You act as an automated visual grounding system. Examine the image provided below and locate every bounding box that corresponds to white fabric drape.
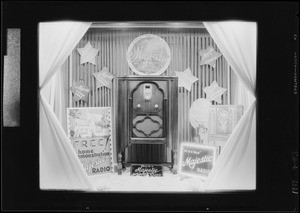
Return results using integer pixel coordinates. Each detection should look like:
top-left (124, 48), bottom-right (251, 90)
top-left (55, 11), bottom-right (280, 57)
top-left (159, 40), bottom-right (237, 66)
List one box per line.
top-left (231, 72), bottom-right (255, 109)
top-left (39, 22), bottom-right (91, 88)
top-left (39, 21), bottom-right (93, 190)
top-left (203, 21), bottom-right (257, 190)
top-left (42, 66), bottom-right (69, 132)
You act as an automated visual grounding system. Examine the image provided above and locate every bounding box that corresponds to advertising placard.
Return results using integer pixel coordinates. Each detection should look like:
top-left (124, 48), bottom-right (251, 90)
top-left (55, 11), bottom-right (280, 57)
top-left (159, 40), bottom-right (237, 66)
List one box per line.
top-left (67, 107), bottom-right (113, 176)
top-left (179, 143), bottom-right (216, 180)
top-left (209, 105), bottom-right (243, 135)
top-left (130, 164), bottom-right (163, 177)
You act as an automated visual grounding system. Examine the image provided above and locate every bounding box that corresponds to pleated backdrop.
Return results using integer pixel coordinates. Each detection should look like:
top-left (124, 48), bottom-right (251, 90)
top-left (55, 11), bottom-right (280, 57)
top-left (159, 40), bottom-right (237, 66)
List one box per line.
top-left (65, 28), bottom-right (232, 163)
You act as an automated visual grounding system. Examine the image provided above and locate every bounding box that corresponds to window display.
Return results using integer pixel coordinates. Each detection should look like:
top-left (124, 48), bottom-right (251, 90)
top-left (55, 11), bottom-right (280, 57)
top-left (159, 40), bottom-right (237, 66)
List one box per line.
top-left (39, 21), bottom-right (257, 192)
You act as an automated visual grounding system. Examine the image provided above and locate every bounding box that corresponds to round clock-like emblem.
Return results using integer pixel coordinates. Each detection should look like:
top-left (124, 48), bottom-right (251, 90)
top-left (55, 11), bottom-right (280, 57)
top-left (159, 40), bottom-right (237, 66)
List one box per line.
top-left (189, 98), bottom-right (212, 129)
top-left (126, 34), bottom-right (171, 75)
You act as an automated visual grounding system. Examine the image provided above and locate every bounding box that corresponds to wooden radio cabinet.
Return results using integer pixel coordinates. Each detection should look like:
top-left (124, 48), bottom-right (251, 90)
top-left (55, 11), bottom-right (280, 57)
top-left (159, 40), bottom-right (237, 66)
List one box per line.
top-left (116, 76), bottom-right (178, 171)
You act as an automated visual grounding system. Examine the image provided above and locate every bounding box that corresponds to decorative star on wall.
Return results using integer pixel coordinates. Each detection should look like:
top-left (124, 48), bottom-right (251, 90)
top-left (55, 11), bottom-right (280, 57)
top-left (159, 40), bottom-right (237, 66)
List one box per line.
top-left (199, 46), bottom-right (222, 69)
top-left (70, 80), bottom-right (91, 102)
top-left (77, 42), bottom-right (99, 65)
top-left (175, 68), bottom-right (198, 92)
top-left (203, 80), bottom-right (227, 103)
top-left (92, 67), bottom-right (115, 89)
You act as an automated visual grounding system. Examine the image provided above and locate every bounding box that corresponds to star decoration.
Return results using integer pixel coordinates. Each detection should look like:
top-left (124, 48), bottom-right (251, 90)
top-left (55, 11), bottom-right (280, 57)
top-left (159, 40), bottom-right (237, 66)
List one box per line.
top-left (203, 80), bottom-right (227, 103)
top-left (92, 67), bottom-right (115, 89)
top-left (175, 68), bottom-right (198, 92)
top-left (70, 80), bottom-right (91, 102)
top-left (77, 42), bottom-right (99, 65)
top-left (199, 46), bottom-right (222, 68)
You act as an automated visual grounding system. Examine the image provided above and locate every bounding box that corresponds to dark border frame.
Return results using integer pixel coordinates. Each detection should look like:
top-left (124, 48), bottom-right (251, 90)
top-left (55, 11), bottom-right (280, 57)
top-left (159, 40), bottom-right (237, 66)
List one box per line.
top-left (2, 1), bottom-right (299, 211)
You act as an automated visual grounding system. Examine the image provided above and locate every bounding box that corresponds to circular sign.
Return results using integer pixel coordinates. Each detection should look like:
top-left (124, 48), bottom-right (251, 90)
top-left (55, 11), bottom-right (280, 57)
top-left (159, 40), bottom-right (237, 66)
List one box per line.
top-left (126, 34), bottom-right (171, 75)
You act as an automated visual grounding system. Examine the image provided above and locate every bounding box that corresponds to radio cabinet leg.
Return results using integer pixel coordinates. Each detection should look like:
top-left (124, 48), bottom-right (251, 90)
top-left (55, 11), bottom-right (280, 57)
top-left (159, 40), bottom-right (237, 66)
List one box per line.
top-left (172, 149), bottom-right (178, 174)
top-left (117, 151), bottom-right (122, 175)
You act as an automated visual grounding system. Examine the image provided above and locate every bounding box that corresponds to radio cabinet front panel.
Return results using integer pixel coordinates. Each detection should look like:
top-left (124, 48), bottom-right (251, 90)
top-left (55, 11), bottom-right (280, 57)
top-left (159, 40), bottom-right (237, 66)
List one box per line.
top-left (116, 76), bottom-right (178, 167)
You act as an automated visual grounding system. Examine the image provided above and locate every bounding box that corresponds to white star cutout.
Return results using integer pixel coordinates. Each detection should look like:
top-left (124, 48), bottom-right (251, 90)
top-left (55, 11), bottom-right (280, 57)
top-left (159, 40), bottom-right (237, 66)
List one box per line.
top-left (199, 46), bottom-right (222, 69)
top-left (175, 68), bottom-right (198, 92)
top-left (92, 67), bottom-right (115, 89)
top-left (203, 80), bottom-right (227, 103)
top-left (70, 80), bottom-right (91, 102)
top-left (77, 42), bottom-right (99, 65)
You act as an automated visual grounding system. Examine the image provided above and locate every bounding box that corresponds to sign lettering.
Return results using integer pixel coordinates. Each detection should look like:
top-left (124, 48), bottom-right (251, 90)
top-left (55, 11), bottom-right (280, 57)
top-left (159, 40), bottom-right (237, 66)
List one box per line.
top-left (179, 143), bottom-right (216, 179)
top-left (126, 34), bottom-right (171, 76)
top-left (130, 164), bottom-right (163, 177)
top-left (67, 107), bottom-right (113, 176)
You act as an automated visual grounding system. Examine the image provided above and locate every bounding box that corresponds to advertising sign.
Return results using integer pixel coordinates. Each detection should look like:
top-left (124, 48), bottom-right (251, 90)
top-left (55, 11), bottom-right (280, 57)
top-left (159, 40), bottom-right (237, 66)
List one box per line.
top-left (130, 164), bottom-right (163, 177)
top-left (126, 34), bottom-right (171, 75)
top-left (67, 107), bottom-right (113, 176)
top-left (209, 105), bottom-right (243, 135)
top-left (179, 143), bottom-right (216, 180)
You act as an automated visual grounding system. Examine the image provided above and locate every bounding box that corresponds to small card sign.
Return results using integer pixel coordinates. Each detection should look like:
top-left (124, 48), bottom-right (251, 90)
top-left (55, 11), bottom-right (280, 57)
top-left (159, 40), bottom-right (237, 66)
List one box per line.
top-left (199, 46), bottom-right (222, 69)
top-left (179, 143), bottom-right (217, 180)
top-left (130, 164), bottom-right (163, 177)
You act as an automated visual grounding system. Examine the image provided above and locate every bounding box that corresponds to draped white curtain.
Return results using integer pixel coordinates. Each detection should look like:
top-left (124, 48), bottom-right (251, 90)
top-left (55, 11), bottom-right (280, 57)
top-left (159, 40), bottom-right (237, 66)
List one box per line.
top-left (203, 21), bottom-right (257, 190)
top-left (39, 21), bottom-right (94, 190)
top-left (42, 67), bottom-right (69, 132)
top-left (231, 72), bottom-right (255, 109)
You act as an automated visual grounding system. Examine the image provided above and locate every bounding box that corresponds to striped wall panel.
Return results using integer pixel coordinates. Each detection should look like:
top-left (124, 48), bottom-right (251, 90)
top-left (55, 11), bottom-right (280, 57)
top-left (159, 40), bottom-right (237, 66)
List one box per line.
top-left (69, 28), bottom-right (231, 149)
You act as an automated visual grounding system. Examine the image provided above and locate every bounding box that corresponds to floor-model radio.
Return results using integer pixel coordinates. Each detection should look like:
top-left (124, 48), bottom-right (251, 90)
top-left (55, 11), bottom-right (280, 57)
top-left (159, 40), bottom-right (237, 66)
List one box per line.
top-left (116, 76), bottom-right (178, 172)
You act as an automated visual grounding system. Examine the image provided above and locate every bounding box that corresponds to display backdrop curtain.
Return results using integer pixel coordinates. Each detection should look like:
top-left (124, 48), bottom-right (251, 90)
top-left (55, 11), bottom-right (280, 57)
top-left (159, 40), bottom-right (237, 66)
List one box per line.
top-left (203, 21), bottom-right (257, 190)
top-left (39, 21), bottom-right (93, 190)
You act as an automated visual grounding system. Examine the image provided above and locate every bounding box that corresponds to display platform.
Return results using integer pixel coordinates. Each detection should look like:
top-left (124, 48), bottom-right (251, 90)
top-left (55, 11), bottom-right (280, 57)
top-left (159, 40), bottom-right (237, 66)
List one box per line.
top-left (89, 166), bottom-right (206, 192)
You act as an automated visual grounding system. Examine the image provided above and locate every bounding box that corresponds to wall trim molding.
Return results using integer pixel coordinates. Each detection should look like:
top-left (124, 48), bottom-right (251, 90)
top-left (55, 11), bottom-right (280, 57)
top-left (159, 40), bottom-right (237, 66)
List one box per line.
top-left (90, 22), bottom-right (205, 29)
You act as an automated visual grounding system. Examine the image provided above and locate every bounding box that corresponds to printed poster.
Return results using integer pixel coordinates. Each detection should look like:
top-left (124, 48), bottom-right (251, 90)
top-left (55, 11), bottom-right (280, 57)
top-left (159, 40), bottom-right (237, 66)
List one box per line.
top-left (67, 107), bottom-right (113, 176)
top-left (209, 105), bottom-right (243, 135)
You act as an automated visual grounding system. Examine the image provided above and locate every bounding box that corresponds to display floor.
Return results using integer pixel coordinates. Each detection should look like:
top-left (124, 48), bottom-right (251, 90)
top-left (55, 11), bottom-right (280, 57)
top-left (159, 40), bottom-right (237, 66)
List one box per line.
top-left (89, 167), bottom-right (206, 192)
